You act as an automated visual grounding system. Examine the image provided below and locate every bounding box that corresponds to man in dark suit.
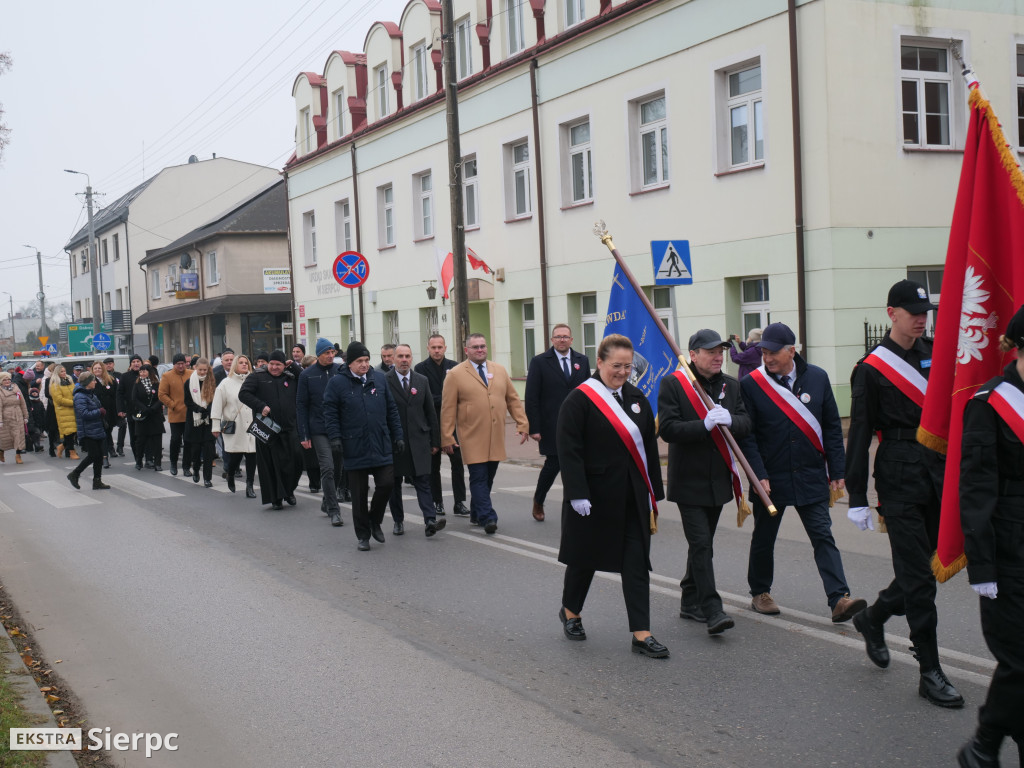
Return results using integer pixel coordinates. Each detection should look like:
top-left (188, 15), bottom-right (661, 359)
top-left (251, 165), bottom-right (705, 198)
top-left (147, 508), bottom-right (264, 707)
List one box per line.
top-left (379, 344), bottom-right (396, 373)
top-left (386, 344), bottom-right (446, 537)
top-left (525, 324), bottom-right (591, 521)
top-left (414, 334), bottom-right (468, 517)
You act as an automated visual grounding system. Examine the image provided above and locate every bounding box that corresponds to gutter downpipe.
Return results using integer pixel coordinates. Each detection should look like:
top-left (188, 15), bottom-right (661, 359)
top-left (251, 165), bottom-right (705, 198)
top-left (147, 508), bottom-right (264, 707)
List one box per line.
top-left (788, 0), bottom-right (808, 357)
top-left (282, 168), bottom-right (299, 349)
top-left (350, 143), bottom-right (365, 340)
top-left (529, 58), bottom-right (550, 342)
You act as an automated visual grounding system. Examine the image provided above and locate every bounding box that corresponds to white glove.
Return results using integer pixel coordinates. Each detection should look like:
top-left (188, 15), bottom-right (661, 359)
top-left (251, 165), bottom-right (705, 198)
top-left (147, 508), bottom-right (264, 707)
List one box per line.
top-left (703, 405), bottom-right (733, 431)
top-left (971, 582), bottom-right (998, 599)
top-left (847, 506), bottom-right (875, 531)
top-left (570, 499), bottom-right (591, 516)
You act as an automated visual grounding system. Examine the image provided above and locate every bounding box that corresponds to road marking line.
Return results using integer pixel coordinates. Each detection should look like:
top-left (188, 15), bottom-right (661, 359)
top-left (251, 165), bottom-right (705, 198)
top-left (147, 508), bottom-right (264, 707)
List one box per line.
top-left (104, 475), bottom-right (184, 499)
top-left (19, 481), bottom-right (102, 507)
top-left (0, 469), bottom-right (52, 476)
top-left (0, 499), bottom-right (13, 514)
top-left (445, 529), bottom-right (996, 683)
top-left (498, 485), bottom-right (561, 493)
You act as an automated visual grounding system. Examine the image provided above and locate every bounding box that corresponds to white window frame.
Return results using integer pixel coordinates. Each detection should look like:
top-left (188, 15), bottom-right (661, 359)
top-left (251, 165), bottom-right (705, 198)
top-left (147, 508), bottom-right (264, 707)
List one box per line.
top-left (166, 264), bottom-right (178, 293)
top-left (628, 91), bottom-right (669, 191)
top-left (383, 311), bottom-right (400, 345)
top-left (374, 63), bottom-right (390, 119)
top-left (412, 42), bottom-right (430, 102)
top-left (300, 107), bottom-right (312, 154)
top-left (303, 211), bottom-right (317, 267)
top-left (151, 269), bottom-right (161, 300)
top-left (335, 199), bottom-right (352, 253)
top-left (378, 184), bottom-right (395, 247)
top-left (81, 249), bottom-right (89, 273)
top-left (463, 154), bottom-right (480, 229)
top-left (580, 292), bottom-right (600, 368)
top-left (506, 0), bottom-right (526, 56)
top-left (456, 16), bottom-right (473, 80)
top-left (522, 300), bottom-right (537, 369)
top-left (206, 251), bottom-right (219, 286)
top-left (897, 34), bottom-right (967, 150)
top-left (504, 139), bottom-right (532, 219)
top-left (562, 118), bottom-right (594, 204)
top-left (115, 288), bottom-right (122, 309)
top-left (332, 87), bottom-right (345, 139)
top-left (414, 171), bottom-right (434, 239)
top-left (112, 233), bottom-right (120, 261)
top-left (565, 0), bottom-right (585, 29)
top-left (740, 276), bottom-right (770, 341)
top-left (102, 238), bottom-right (109, 265)
top-left (724, 61), bottom-right (764, 169)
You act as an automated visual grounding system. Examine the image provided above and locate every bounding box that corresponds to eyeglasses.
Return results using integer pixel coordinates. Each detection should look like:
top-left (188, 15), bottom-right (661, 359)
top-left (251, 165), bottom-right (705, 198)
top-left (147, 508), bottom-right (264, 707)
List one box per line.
top-left (467, 345), bottom-right (487, 350)
top-left (604, 363), bottom-right (632, 372)
top-left (551, 335), bottom-right (572, 340)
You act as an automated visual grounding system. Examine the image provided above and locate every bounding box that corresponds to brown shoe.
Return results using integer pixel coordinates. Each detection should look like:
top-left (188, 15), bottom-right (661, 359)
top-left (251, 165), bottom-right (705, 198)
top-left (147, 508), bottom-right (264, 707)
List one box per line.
top-left (15, 453), bottom-right (23, 464)
top-left (831, 594), bottom-right (867, 623)
top-left (532, 501), bottom-right (545, 521)
top-left (69, 450), bottom-right (81, 460)
top-left (55, 444), bottom-right (64, 458)
top-left (750, 592), bottom-right (781, 615)
top-left (0, 449), bottom-right (4, 462)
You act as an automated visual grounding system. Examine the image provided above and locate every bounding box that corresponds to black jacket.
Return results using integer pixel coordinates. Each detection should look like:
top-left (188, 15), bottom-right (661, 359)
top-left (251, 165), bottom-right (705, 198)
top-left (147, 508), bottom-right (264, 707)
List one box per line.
top-left (738, 354), bottom-right (845, 507)
top-left (131, 379), bottom-right (166, 436)
top-left (414, 356), bottom-right (458, 414)
top-left (386, 369), bottom-right (438, 477)
top-left (960, 362), bottom-right (1024, 585)
top-left (524, 347), bottom-right (591, 455)
top-left (846, 334), bottom-right (944, 508)
top-left (117, 368), bottom-right (140, 414)
top-left (323, 369), bottom-right (403, 471)
top-left (658, 365), bottom-right (751, 507)
top-left (238, 368), bottom-right (298, 432)
top-left (296, 361), bottom-right (346, 442)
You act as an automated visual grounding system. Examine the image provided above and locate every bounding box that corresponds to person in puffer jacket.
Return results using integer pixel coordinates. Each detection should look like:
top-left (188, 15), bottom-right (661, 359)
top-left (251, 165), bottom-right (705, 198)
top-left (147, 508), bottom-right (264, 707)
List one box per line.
top-left (67, 372), bottom-right (110, 491)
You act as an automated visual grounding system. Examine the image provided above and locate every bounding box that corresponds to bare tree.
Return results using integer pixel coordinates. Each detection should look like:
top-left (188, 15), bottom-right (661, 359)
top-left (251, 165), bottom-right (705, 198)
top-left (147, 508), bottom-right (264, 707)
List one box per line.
top-left (0, 51), bottom-right (11, 164)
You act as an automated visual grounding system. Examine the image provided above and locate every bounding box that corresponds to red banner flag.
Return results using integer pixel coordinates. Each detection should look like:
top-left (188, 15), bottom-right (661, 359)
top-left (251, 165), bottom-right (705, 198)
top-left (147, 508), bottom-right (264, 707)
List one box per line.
top-left (440, 248), bottom-right (493, 299)
top-left (918, 88), bottom-right (1024, 581)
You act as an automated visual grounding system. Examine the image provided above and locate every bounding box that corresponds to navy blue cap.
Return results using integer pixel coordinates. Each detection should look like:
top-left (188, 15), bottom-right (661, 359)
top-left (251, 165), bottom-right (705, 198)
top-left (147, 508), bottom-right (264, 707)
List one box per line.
top-left (758, 322), bottom-right (796, 352)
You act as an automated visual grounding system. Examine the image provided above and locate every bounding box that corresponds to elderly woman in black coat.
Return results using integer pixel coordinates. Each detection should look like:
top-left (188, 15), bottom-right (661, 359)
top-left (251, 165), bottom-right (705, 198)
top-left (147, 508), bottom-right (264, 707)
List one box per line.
top-left (555, 333), bottom-right (667, 658)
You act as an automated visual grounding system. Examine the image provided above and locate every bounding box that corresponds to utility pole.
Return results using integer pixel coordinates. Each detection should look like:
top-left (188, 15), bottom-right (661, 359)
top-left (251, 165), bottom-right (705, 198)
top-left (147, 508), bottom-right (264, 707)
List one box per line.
top-left (442, 0), bottom-right (469, 359)
top-left (22, 244), bottom-right (48, 338)
top-left (65, 169), bottom-right (102, 338)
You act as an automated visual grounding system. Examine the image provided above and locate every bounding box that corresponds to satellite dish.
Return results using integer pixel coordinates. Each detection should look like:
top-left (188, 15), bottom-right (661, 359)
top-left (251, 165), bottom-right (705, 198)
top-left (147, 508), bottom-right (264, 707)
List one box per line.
top-left (188, 155), bottom-right (199, 163)
top-left (180, 253), bottom-right (192, 269)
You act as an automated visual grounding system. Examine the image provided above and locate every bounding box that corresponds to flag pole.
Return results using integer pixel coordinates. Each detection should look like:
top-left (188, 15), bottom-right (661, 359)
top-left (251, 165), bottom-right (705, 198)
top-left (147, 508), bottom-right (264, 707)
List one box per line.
top-left (593, 221), bottom-right (777, 516)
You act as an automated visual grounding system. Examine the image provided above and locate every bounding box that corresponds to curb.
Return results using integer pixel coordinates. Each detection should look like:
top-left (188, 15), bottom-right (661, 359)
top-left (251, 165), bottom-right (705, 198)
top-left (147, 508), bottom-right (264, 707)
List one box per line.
top-left (1, 625), bottom-right (77, 768)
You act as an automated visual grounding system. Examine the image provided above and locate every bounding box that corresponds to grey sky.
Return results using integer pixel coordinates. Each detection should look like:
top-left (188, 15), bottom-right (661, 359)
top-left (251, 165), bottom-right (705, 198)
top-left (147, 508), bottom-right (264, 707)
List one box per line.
top-left (1, 0), bottom-right (409, 320)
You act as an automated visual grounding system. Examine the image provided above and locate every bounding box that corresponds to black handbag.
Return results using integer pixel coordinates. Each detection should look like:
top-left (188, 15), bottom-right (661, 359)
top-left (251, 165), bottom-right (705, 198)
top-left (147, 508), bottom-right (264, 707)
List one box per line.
top-left (130, 410), bottom-right (149, 423)
top-left (246, 413), bottom-right (282, 444)
top-left (221, 420), bottom-right (236, 434)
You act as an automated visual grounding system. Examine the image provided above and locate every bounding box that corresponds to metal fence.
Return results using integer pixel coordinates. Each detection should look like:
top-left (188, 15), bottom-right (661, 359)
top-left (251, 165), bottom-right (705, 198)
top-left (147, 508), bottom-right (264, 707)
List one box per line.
top-left (863, 321), bottom-right (935, 352)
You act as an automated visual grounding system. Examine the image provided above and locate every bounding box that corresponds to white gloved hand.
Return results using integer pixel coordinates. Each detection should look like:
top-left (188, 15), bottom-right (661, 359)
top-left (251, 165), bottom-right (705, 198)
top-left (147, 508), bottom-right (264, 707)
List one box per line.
top-left (971, 582), bottom-right (998, 599)
top-left (570, 499), bottom-right (592, 516)
top-left (847, 506), bottom-right (875, 531)
top-left (703, 405), bottom-right (733, 431)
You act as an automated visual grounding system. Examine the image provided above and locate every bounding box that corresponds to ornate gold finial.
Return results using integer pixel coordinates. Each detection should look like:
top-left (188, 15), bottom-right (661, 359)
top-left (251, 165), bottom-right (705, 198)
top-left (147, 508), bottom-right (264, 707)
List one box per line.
top-left (593, 220), bottom-right (615, 251)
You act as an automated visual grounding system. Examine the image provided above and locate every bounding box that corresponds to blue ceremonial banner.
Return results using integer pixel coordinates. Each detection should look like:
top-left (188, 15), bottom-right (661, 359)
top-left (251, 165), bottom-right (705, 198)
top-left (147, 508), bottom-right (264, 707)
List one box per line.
top-left (604, 263), bottom-right (679, 416)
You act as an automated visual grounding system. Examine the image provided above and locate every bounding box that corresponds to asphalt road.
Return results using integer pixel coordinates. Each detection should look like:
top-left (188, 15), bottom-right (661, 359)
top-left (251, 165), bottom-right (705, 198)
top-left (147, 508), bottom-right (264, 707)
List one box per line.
top-left (0, 453), bottom-right (1012, 767)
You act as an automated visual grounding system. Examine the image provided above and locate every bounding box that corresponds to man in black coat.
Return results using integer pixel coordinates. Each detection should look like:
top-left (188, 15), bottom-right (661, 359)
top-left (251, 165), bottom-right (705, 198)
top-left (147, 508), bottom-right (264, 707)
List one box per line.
top-left (116, 355), bottom-right (143, 464)
top-left (524, 323), bottom-right (591, 522)
top-left (413, 334), bottom-right (467, 517)
top-left (658, 329), bottom-right (751, 635)
top-left (379, 343), bottom-right (396, 373)
top-left (297, 338), bottom-right (348, 526)
top-left (239, 349), bottom-right (302, 510)
top-left (386, 344), bottom-right (446, 537)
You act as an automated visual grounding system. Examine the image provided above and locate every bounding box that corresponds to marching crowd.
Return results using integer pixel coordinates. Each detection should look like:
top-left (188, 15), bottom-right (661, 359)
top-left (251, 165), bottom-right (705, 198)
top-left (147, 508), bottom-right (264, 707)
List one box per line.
top-left (1, 277), bottom-right (1019, 767)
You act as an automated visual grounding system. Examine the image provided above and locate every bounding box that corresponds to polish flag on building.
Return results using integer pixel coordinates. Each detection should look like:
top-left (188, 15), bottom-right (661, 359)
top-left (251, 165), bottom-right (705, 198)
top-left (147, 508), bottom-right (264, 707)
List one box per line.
top-left (918, 86), bottom-right (1024, 581)
top-left (439, 248), bottom-right (493, 299)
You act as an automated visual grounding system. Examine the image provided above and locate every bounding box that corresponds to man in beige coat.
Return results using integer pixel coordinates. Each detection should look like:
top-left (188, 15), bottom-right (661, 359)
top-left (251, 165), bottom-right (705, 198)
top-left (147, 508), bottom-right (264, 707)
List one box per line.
top-left (441, 333), bottom-right (530, 535)
top-left (158, 353), bottom-right (191, 475)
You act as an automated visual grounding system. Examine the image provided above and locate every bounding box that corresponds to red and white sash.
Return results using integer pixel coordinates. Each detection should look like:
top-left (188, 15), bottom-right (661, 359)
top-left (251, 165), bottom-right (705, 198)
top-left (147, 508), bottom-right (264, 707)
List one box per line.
top-left (987, 381), bottom-right (1024, 443)
top-left (748, 365), bottom-right (824, 455)
top-left (672, 370), bottom-right (745, 511)
top-left (861, 346), bottom-right (928, 408)
top-left (577, 379), bottom-right (658, 518)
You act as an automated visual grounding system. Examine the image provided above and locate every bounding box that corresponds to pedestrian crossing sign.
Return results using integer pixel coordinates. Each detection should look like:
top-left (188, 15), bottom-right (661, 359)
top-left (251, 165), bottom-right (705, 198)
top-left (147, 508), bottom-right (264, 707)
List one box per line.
top-left (651, 240), bottom-right (692, 285)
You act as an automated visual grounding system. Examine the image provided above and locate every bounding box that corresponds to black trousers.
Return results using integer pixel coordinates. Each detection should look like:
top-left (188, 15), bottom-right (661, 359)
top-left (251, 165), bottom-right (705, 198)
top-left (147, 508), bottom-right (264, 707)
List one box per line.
top-left (168, 422), bottom-right (189, 467)
top-left (116, 416), bottom-right (127, 451)
top-left (977, 573), bottom-right (1024, 748)
top-left (138, 433), bottom-right (162, 465)
top-left (869, 501), bottom-right (940, 647)
top-left (348, 465), bottom-right (395, 542)
top-left (562, 501), bottom-right (649, 632)
top-left (189, 441), bottom-right (215, 483)
top-left (127, 418), bottom-right (140, 463)
top-left (534, 453), bottom-right (561, 504)
top-left (226, 452), bottom-right (256, 484)
top-left (429, 444), bottom-right (465, 504)
top-left (72, 436), bottom-right (104, 481)
top-left (679, 504), bottom-right (724, 616)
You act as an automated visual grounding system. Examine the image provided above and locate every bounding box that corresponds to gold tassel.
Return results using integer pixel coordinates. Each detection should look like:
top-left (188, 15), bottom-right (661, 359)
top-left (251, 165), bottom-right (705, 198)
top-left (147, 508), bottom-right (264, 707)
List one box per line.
top-left (971, 88), bottom-right (1024, 209)
top-left (916, 426), bottom-right (948, 455)
top-left (877, 513), bottom-right (887, 534)
top-left (829, 487), bottom-right (845, 508)
top-left (932, 551), bottom-right (968, 583)
top-left (650, 510), bottom-right (658, 534)
top-left (736, 497), bottom-right (751, 528)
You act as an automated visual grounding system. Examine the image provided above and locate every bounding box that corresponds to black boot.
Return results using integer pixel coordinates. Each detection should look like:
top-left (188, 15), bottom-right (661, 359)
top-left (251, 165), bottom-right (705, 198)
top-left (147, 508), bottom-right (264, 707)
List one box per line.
top-left (852, 606), bottom-right (890, 668)
top-left (227, 474), bottom-right (236, 493)
top-left (66, 471), bottom-right (80, 489)
top-left (170, 462), bottom-right (178, 476)
top-left (913, 640), bottom-right (964, 708)
top-left (245, 482), bottom-right (256, 499)
top-left (957, 729), bottom-right (1002, 768)
top-left (93, 478), bottom-right (110, 490)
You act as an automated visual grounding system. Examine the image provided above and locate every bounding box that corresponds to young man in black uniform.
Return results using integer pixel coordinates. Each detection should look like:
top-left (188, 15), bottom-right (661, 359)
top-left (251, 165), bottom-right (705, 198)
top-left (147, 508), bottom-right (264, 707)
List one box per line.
top-left (846, 279), bottom-right (963, 708)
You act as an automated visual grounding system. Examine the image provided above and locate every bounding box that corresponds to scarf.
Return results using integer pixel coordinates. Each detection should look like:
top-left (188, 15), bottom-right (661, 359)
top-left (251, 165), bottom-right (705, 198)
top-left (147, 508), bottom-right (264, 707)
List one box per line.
top-left (189, 371), bottom-right (211, 427)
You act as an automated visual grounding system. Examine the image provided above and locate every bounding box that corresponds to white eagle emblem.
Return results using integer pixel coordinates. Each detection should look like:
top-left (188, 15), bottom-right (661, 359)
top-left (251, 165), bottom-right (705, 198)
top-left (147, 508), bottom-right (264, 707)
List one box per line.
top-left (957, 266), bottom-right (998, 365)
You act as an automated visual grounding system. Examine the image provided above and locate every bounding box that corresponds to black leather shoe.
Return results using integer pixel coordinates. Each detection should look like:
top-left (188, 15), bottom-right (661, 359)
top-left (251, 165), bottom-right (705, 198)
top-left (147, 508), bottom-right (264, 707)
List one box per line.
top-left (102, 457), bottom-right (111, 469)
top-left (227, 475), bottom-right (236, 493)
top-left (117, 449), bottom-right (125, 457)
top-left (919, 668), bottom-right (965, 708)
top-left (957, 738), bottom-right (1000, 768)
top-left (193, 472), bottom-right (200, 483)
top-left (453, 502), bottom-right (470, 517)
top-left (483, 521), bottom-right (497, 535)
top-left (853, 609), bottom-right (890, 668)
top-left (182, 468), bottom-right (192, 478)
top-left (706, 612), bottom-right (735, 635)
top-left (393, 521), bottom-right (404, 535)
top-left (357, 539), bottom-right (371, 551)
top-left (145, 460), bottom-right (155, 469)
top-left (679, 604), bottom-right (708, 623)
top-left (631, 635), bottom-right (669, 658)
top-left (204, 480), bottom-right (213, 488)
top-left (425, 517), bottom-right (446, 537)
top-left (271, 501), bottom-right (284, 510)
top-left (285, 494), bottom-right (297, 506)
top-left (309, 485), bottom-right (320, 494)
top-left (245, 484), bottom-right (256, 499)
top-left (340, 488), bottom-right (352, 503)
top-left (170, 464), bottom-right (178, 476)
top-left (135, 462), bottom-right (143, 471)
top-left (330, 512), bottom-right (343, 527)
top-left (371, 523), bottom-right (386, 543)
top-left (93, 480), bottom-right (111, 490)
top-left (434, 502), bottom-right (445, 517)
top-left (558, 607), bottom-right (586, 641)
top-left (221, 471), bottom-right (228, 479)
top-left (67, 472), bottom-right (80, 490)
top-left (153, 463), bottom-right (163, 472)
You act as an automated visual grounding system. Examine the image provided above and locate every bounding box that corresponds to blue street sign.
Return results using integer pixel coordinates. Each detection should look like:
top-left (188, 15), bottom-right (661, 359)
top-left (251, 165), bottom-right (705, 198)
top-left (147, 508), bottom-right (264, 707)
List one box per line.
top-left (44, 344), bottom-right (59, 356)
top-left (333, 251), bottom-right (370, 288)
top-left (0, 355), bottom-right (7, 363)
top-left (92, 332), bottom-right (112, 351)
top-left (651, 240), bottom-right (693, 285)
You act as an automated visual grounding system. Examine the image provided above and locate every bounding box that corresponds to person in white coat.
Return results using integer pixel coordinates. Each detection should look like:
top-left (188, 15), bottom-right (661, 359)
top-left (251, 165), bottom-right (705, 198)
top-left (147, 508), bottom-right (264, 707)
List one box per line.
top-left (212, 355), bottom-right (258, 497)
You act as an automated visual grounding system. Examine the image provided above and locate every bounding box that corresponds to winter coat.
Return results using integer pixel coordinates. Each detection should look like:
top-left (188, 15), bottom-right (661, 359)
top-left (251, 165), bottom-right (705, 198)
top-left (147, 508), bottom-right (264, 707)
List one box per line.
top-left (729, 341), bottom-right (761, 379)
top-left (50, 375), bottom-right (78, 438)
top-left (183, 372), bottom-right (215, 444)
top-left (238, 368), bottom-right (299, 433)
top-left (27, 399), bottom-right (45, 439)
top-left (296, 361), bottom-right (347, 442)
top-left (211, 373), bottom-right (256, 454)
top-left (0, 385), bottom-right (28, 451)
top-left (524, 347), bottom-right (591, 456)
top-left (92, 376), bottom-right (118, 431)
top-left (439, 359), bottom-right (529, 464)
top-left (117, 368), bottom-right (140, 414)
top-left (131, 378), bottom-right (166, 436)
top-left (73, 385), bottom-right (107, 441)
top-left (323, 369), bottom-right (403, 471)
top-left (157, 367), bottom-right (190, 423)
top-left (386, 369), bottom-right (438, 477)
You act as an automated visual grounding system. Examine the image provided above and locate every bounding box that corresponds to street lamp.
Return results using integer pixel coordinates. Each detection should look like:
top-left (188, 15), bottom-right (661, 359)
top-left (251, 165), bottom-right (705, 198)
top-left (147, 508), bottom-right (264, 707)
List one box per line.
top-left (65, 169), bottom-right (102, 338)
top-left (22, 244), bottom-right (48, 338)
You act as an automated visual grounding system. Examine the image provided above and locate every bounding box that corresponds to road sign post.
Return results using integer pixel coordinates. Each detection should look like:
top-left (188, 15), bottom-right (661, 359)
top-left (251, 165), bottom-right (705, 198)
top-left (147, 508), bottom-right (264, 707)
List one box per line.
top-left (333, 251), bottom-right (369, 341)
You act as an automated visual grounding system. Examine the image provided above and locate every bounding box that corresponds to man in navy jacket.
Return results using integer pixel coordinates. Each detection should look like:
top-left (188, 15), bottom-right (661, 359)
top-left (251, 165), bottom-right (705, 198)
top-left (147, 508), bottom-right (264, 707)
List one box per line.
top-left (738, 323), bottom-right (866, 623)
top-left (524, 324), bottom-right (591, 521)
top-left (297, 338), bottom-right (348, 526)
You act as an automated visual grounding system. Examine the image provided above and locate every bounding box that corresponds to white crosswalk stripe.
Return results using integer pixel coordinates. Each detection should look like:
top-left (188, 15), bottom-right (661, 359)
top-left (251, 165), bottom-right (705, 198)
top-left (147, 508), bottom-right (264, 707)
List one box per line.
top-left (498, 485), bottom-right (560, 493)
top-left (103, 474), bottom-right (185, 499)
top-left (19, 481), bottom-right (102, 507)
